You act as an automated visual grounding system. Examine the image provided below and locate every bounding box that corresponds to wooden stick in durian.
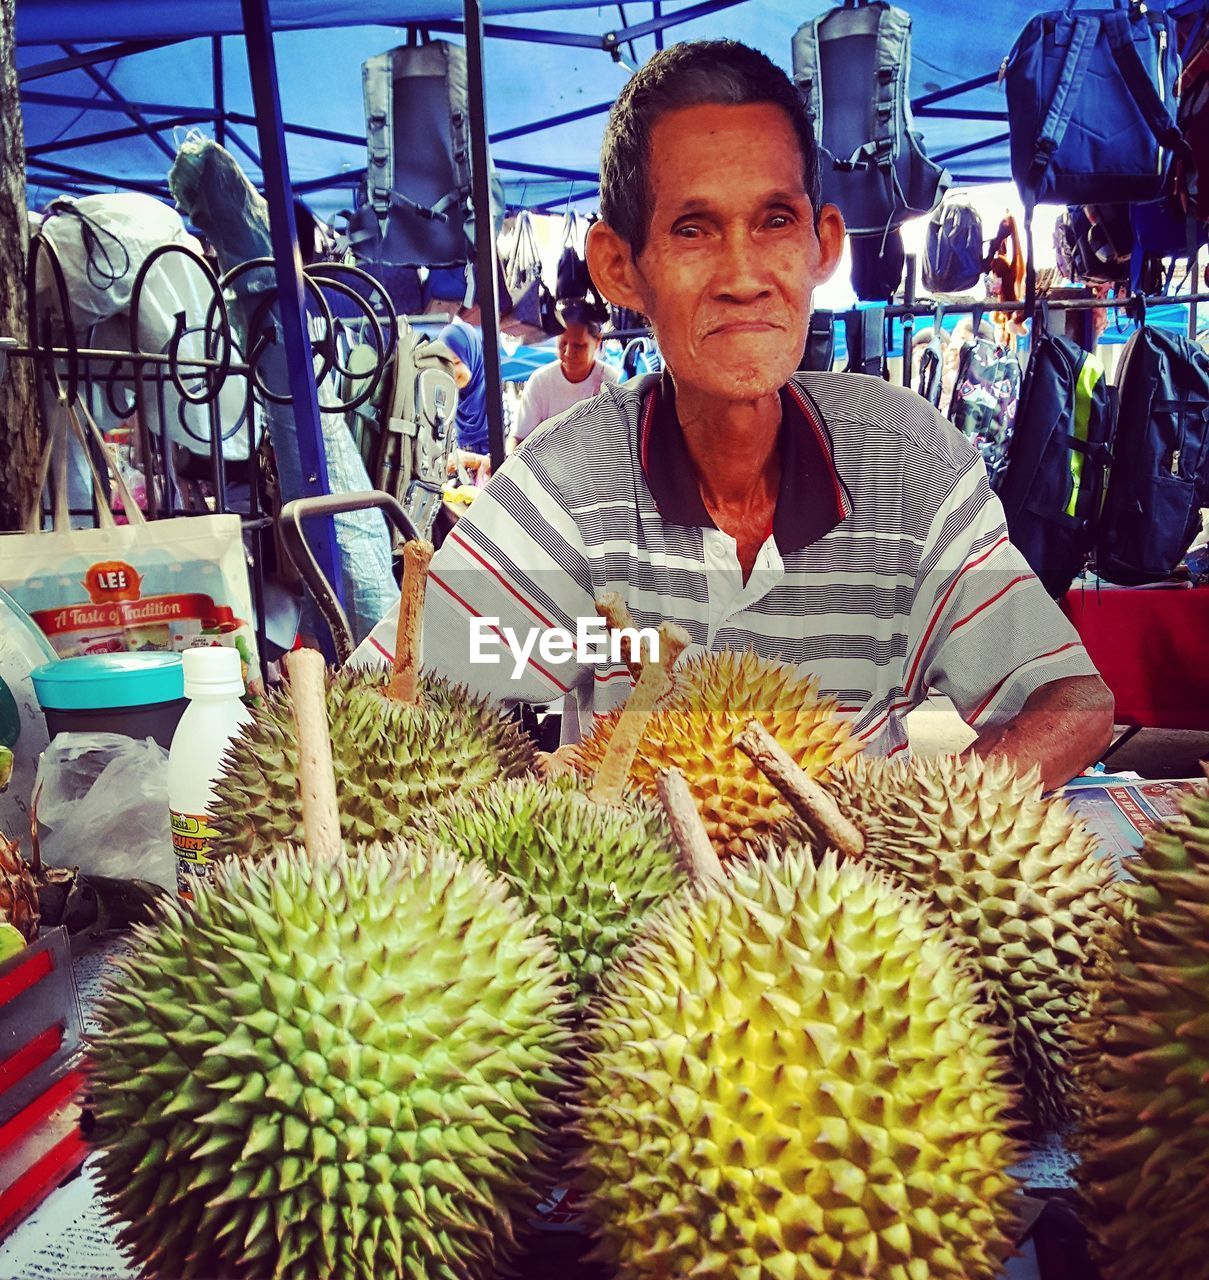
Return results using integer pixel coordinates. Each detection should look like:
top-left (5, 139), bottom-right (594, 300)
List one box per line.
top-left (594, 592), bottom-right (645, 679)
top-left (736, 720), bottom-right (865, 859)
top-left (657, 766), bottom-right (725, 887)
top-left (589, 621), bottom-right (691, 806)
top-left (286, 647), bottom-right (342, 865)
top-left (386, 538), bottom-right (434, 704)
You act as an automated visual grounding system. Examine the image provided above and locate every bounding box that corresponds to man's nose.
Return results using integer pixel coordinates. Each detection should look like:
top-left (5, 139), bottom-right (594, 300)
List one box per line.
top-left (714, 229), bottom-right (772, 300)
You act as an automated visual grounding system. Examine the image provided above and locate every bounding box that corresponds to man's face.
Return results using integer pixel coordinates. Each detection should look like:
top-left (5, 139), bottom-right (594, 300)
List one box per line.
top-left (557, 324), bottom-right (598, 382)
top-left (589, 101), bottom-right (843, 405)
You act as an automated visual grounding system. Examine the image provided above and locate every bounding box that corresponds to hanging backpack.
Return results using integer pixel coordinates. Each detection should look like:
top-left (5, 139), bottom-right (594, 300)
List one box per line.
top-left (502, 211), bottom-right (543, 329)
top-left (844, 307), bottom-right (887, 378)
top-left (1053, 204), bottom-right (1132, 285)
top-left (991, 304), bottom-right (1117, 598)
top-left (362, 319), bottom-right (460, 542)
top-left (849, 228), bottom-right (905, 301)
top-left (1095, 322), bottom-right (1209, 584)
top-left (791, 1), bottom-right (948, 237)
top-left (1004, 1), bottom-right (1188, 305)
top-left (800, 309), bottom-right (836, 372)
top-left (554, 212), bottom-right (598, 304)
top-left (949, 332), bottom-right (1023, 473)
top-left (923, 195), bottom-right (985, 294)
top-left (350, 39), bottom-right (504, 270)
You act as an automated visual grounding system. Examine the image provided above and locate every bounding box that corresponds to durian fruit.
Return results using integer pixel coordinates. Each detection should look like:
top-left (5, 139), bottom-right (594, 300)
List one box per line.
top-left (423, 775), bottom-right (683, 1010)
top-left (89, 649), bottom-right (575, 1280)
top-left (574, 649), bottom-right (860, 858)
top-left (91, 844), bottom-right (573, 1279)
top-left (1074, 784), bottom-right (1209, 1280)
top-left (758, 742), bottom-right (1118, 1127)
top-left (210, 540), bottom-right (535, 860)
top-left (574, 844), bottom-right (1021, 1280)
top-left (421, 622), bottom-right (694, 1013)
top-left (0, 832), bottom-right (38, 942)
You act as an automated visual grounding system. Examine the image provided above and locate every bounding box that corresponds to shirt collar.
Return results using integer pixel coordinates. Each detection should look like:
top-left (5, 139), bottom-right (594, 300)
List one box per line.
top-left (638, 370), bottom-right (851, 554)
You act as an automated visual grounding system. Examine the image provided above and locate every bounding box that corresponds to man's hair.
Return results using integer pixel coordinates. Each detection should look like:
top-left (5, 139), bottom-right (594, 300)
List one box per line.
top-left (599, 40), bottom-right (822, 257)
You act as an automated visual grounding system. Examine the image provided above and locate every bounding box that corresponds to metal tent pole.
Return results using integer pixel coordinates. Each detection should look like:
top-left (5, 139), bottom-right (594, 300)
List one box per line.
top-left (239, 0), bottom-right (343, 618)
top-left (463, 0), bottom-right (507, 474)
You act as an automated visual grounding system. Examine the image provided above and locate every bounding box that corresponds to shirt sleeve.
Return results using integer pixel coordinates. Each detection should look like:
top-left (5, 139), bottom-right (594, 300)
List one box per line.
top-left (348, 447), bottom-right (598, 708)
top-left (903, 449), bottom-right (1102, 729)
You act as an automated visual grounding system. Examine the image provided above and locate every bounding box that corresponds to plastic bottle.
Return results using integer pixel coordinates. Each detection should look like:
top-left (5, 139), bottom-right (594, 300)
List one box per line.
top-left (168, 647), bottom-right (252, 901)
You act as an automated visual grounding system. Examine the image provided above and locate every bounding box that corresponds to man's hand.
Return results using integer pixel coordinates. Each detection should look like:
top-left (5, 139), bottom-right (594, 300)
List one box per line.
top-left (970, 674), bottom-right (1115, 792)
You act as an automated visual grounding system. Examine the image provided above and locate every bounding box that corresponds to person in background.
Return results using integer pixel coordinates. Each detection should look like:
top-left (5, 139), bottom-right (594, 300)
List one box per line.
top-left (510, 299), bottom-right (620, 449)
top-left (438, 317), bottom-right (492, 481)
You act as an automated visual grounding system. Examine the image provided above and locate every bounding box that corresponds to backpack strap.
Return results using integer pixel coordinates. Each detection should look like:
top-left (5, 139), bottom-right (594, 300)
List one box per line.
top-left (362, 52), bottom-right (393, 221)
top-left (1022, 16), bottom-right (1100, 313)
top-left (1104, 12), bottom-right (1197, 207)
top-left (792, 20), bottom-right (823, 144)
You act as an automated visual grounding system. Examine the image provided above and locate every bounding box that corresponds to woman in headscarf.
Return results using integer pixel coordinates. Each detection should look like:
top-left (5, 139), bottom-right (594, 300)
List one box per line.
top-left (437, 318), bottom-right (491, 480)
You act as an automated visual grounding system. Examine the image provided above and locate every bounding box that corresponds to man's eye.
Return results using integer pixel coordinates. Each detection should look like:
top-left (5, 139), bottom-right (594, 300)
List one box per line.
top-left (767, 213), bottom-right (795, 229)
top-left (673, 223), bottom-right (703, 239)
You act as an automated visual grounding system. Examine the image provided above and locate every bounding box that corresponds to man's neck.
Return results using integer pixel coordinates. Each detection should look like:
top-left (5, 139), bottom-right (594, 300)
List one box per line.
top-left (673, 379), bottom-right (782, 582)
top-left (674, 381), bottom-right (782, 510)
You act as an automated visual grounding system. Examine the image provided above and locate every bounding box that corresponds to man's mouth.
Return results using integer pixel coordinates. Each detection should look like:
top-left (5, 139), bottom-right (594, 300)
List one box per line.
top-left (706, 320), bottom-right (781, 336)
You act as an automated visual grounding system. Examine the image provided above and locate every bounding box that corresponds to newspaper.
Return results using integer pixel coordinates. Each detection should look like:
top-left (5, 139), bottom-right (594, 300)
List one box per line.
top-left (1061, 775), bottom-right (1202, 881)
top-left (0, 1157), bottom-right (132, 1280)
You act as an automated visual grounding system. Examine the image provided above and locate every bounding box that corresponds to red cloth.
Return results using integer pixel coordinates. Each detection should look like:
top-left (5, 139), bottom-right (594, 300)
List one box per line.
top-left (1061, 585), bottom-right (1209, 730)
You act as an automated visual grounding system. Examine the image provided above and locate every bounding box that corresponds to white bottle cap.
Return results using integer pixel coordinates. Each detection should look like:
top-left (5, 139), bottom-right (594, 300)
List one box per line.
top-left (182, 645), bottom-right (246, 699)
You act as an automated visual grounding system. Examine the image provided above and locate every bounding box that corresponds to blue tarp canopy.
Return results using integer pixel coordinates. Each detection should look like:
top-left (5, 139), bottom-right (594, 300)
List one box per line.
top-left (16, 0), bottom-right (1110, 218)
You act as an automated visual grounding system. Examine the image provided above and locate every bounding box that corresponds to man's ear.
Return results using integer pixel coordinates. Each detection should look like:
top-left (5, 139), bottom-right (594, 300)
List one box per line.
top-left (586, 221), bottom-right (647, 312)
top-left (813, 203), bottom-right (846, 285)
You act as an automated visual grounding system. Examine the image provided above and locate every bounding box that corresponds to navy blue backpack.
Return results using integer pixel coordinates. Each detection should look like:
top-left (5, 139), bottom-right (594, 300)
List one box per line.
top-left (1095, 323), bottom-right (1209, 584)
top-left (923, 196), bottom-right (985, 294)
top-left (991, 305), bottom-right (1117, 598)
top-left (1004, 1), bottom-right (1188, 302)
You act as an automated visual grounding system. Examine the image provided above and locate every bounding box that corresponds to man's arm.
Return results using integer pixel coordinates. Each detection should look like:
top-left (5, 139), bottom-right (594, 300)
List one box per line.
top-left (905, 433), bottom-right (1110, 791)
top-left (971, 673), bottom-right (1115, 792)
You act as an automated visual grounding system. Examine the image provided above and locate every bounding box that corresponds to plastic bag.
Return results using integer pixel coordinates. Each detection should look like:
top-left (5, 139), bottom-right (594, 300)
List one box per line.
top-left (33, 733), bottom-right (174, 891)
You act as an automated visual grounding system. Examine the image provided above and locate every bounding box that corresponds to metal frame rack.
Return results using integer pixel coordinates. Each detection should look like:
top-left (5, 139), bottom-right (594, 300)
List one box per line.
top-left (3, 229), bottom-right (403, 685)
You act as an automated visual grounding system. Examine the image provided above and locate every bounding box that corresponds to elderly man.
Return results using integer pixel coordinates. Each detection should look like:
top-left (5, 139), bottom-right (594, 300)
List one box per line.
top-left (357, 39), bottom-right (1113, 791)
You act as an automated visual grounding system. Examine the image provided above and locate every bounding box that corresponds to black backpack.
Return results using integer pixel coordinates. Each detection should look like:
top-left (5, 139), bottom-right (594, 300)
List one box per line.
top-left (1095, 324), bottom-right (1209, 584)
top-left (347, 39), bottom-right (503, 268)
top-left (991, 305), bottom-right (1117, 598)
top-left (791, 0), bottom-right (948, 237)
top-left (923, 195), bottom-right (985, 294)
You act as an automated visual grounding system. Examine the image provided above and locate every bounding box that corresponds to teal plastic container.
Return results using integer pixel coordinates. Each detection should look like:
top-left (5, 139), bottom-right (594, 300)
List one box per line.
top-left (30, 653), bottom-right (187, 749)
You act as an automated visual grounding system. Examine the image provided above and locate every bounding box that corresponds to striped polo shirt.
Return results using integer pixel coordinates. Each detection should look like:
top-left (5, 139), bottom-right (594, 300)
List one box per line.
top-left (353, 369), bottom-right (1098, 753)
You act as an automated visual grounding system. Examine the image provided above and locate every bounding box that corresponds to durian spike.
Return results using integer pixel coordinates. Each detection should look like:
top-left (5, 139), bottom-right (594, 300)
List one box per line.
top-left (589, 622), bottom-right (691, 807)
top-left (594, 592), bottom-right (644, 680)
top-left (736, 720), bottom-right (865, 859)
top-left (657, 767), bottom-right (725, 888)
top-left (386, 538), bottom-right (435, 704)
top-left (285, 647), bottom-right (342, 864)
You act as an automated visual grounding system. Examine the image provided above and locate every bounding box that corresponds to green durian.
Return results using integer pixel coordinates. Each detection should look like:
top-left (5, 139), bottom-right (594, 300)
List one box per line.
top-left (796, 753), bottom-right (1119, 1126)
top-left (1075, 784), bottom-right (1209, 1279)
top-left (89, 842), bottom-right (573, 1280)
top-left (420, 775), bottom-right (684, 1009)
top-left (575, 845), bottom-right (1020, 1280)
top-left (209, 668), bottom-right (536, 859)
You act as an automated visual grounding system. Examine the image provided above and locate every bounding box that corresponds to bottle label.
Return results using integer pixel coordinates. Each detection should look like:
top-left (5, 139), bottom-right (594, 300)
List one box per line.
top-left (172, 810), bottom-right (219, 901)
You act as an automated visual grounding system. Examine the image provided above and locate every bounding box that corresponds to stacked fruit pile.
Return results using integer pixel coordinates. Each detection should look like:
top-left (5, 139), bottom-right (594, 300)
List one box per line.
top-left (86, 559), bottom-right (1209, 1280)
